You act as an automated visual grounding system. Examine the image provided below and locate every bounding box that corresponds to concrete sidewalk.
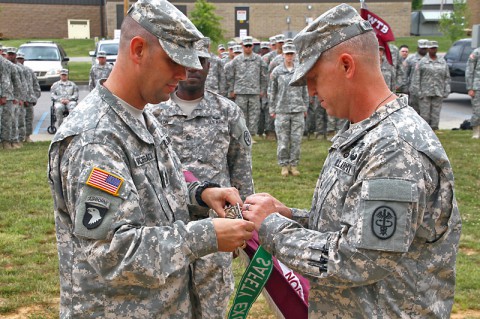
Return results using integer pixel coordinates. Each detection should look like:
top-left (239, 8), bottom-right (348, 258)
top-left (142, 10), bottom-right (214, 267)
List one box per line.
top-left (32, 133), bottom-right (54, 142)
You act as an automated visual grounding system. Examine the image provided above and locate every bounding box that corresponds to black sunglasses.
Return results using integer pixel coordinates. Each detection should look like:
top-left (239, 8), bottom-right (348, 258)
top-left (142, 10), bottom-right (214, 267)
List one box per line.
top-left (243, 44), bottom-right (253, 48)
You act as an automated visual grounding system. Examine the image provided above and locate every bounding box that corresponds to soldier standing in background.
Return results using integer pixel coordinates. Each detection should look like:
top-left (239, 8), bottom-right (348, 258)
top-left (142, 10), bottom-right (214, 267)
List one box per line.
top-left (225, 36), bottom-right (267, 142)
top-left (88, 51), bottom-right (113, 91)
top-left (268, 43), bottom-right (308, 177)
top-left (243, 4), bottom-right (461, 317)
top-left (4, 47), bottom-right (26, 149)
top-left (404, 39), bottom-right (428, 113)
top-left (204, 38), bottom-right (227, 97)
top-left (148, 38), bottom-right (254, 318)
top-left (0, 45), bottom-right (15, 149)
top-left (411, 40), bottom-right (450, 131)
top-left (16, 52), bottom-right (41, 143)
top-left (50, 69), bottom-right (79, 128)
top-left (466, 46), bottom-right (480, 139)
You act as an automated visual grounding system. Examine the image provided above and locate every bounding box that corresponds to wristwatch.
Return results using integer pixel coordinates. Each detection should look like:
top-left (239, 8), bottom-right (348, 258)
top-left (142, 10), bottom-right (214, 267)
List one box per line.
top-left (195, 181), bottom-right (221, 207)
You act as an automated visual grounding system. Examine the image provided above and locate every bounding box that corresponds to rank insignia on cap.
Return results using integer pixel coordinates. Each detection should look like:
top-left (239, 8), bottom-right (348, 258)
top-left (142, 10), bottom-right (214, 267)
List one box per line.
top-left (86, 167), bottom-right (124, 196)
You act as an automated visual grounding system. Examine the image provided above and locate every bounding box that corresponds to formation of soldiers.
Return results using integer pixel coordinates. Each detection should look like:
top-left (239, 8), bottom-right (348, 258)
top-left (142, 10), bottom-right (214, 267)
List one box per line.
top-left (208, 34), bottom-right (347, 146)
top-left (380, 39), bottom-right (451, 131)
top-left (0, 45), bottom-right (41, 149)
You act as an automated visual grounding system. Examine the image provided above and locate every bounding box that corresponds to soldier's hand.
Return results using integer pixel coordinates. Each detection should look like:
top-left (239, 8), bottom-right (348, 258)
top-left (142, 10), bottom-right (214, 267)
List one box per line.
top-left (213, 218), bottom-right (255, 252)
top-left (201, 187), bottom-right (243, 218)
top-left (468, 90), bottom-right (475, 98)
top-left (242, 193), bottom-right (292, 231)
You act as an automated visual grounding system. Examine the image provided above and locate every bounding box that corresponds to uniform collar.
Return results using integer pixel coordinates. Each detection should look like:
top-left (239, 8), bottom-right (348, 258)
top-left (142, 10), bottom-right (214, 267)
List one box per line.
top-left (332, 95), bottom-right (408, 151)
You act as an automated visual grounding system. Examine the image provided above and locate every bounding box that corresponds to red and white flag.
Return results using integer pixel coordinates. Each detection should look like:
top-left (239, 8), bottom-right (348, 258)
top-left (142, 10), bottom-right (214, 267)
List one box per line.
top-left (360, 3), bottom-right (395, 65)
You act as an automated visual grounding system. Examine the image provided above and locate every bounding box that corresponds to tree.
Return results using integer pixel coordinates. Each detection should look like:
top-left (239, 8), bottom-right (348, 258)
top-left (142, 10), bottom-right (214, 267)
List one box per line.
top-left (411, 0), bottom-right (422, 11)
top-left (190, 0), bottom-right (224, 43)
top-left (438, 0), bottom-right (470, 44)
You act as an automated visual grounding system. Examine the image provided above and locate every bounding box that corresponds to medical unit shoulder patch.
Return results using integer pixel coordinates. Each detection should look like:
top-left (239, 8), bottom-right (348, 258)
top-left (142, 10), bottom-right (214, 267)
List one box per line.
top-left (86, 167), bottom-right (124, 196)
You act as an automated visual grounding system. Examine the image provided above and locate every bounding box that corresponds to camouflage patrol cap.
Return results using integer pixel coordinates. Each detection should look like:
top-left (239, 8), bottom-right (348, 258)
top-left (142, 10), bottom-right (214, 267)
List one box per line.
top-left (194, 38), bottom-right (211, 58)
top-left (290, 3), bottom-right (373, 86)
top-left (260, 41), bottom-right (270, 49)
top-left (6, 47), bottom-right (17, 54)
top-left (97, 51), bottom-right (107, 58)
top-left (227, 41), bottom-right (237, 49)
top-left (275, 34), bottom-right (286, 43)
top-left (282, 43), bottom-right (296, 54)
top-left (417, 39), bottom-right (429, 48)
top-left (233, 45), bottom-right (243, 53)
top-left (242, 36), bottom-right (253, 46)
top-left (16, 52), bottom-right (25, 59)
top-left (128, 0), bottom-right (203, 70)
top-left (269, 36), bottom-right (277, 45)
top-left (427, 40), bottom-right (439, 48)
top-left (218, 43), bottom-right (226, 50)
top-left (60, 69), bottom-right (69, 75)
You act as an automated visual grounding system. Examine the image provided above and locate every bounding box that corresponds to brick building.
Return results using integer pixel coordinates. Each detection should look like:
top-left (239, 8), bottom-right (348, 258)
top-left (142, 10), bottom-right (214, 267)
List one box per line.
top-left (1, 0), bottom-right (477, 40)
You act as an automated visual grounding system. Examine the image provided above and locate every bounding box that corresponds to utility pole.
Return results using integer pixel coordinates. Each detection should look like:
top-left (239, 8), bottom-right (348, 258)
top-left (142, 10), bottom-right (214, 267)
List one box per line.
top-left (124, 0), bottom-right (129, 16)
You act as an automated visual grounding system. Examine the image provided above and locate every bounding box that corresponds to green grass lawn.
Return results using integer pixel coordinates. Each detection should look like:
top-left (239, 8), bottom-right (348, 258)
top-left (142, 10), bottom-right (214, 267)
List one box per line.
top-left (0, 131), bottom-right (479, 318)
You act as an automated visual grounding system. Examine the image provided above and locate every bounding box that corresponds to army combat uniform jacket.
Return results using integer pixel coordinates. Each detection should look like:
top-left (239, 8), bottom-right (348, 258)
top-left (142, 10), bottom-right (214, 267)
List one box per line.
top-left (268, 63), bottom-right (308, 114)
top-left (258, 96), bottom-right (461, 318)
top-left (225, 53), bottom-right (267, 96)
top-left (47, 83), bottom-right (218, 318)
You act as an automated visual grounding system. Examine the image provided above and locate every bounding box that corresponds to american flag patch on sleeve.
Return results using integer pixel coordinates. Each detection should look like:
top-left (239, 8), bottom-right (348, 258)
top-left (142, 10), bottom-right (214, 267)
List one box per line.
top-left (86, 167), bottom-right (124, 196)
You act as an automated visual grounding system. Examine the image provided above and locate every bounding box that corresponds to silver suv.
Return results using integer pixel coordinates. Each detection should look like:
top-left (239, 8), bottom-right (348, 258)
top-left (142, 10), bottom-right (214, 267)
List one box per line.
top-left (18, 41), bottom-right (69, 88)
top-left (89, 39), bottom-right (119, 65)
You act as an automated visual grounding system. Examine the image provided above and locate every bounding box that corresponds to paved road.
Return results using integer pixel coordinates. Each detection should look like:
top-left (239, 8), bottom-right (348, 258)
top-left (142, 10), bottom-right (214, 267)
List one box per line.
top-left (31, 88), bottom-right (473, 142)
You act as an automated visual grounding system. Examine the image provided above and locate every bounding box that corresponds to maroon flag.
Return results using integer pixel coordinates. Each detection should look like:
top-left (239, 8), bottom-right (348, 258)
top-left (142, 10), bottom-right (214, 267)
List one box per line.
top-left (360, 6), bottom-right (395, 65)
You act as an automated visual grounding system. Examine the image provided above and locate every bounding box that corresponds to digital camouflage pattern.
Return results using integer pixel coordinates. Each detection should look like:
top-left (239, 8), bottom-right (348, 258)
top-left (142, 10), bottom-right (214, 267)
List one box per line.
top-left (128, 0), bottom-right (203, 70)
top-left (1, 59), bottom-right (23, 143)
top-left (89, 63), bottom-right (113, 91)
top-left (290, 3), bottom-right (373, 86)
top-left (205, 53), bottom-right (227, 96)
top-left (380, 56), bottom-right (396, 91)
top-left (48, 83), bottom-right (219, 318)
top-left (411, 55), bottom-right (450, 129)
top-left (50, 79), bottom-right (79, 127)
top-left (225, 52), bottom-right (267, 96)
top-left (269, 61), bottom-right (307, 167)
top-left (404, 52), bottom-right (426, 113)
top-left (259, 96), bottom-right (461, 318)
top-left (466, 47), bottom-right (480, 126)
top-left (148, 90), bottom-right (254, 318)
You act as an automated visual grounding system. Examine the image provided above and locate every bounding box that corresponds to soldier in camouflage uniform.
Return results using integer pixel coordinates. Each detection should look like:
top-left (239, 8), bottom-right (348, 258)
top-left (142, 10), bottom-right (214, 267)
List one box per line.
top-left (16, 53), bottom-right (41, 143)
top-left (260, 34), bottom-right (285, 140)
top-left (88, 50), bottom-right (113, 91)
top-left (50, 69), bottom-right (79, 128)
top-left (403, 39), bottom-right (428, 113)
top-left (0, 45), bottom-right (13, 148)
top-left (268, 43), bottom-right (308, 177)
top-left (242, 4), bottom-right (461, 318)
top-left (47, 1), bottom-right (254, 318)
top-left (411, 40), bottom-right (450, 130)
top-left (148, 38), bottom-right (254, 318)
top-left (379, 44), bottom-right (396, 91)
top-left (204, 38), bottom-right (227, 97)
top-left (3, 48), bottom-right (25, 149)
top-left (225, 36), bottom-right (267, 141)
top-left (465, 46), bottom-right (480, 138)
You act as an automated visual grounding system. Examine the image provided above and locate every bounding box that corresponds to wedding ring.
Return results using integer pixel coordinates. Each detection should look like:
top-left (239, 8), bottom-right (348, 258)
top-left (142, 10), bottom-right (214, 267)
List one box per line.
top-left (244, 204), bottom-right (251, 211)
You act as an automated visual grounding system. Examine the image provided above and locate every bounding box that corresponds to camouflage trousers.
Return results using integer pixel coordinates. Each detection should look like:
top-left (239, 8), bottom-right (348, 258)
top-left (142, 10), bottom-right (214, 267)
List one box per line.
top-left (314, 106), bottom-right (339, 134)
top-left (408, 93), bottom-right (420, 114)
top-left (55, 101), bottom-right (77, 127)
top-left (258, 100), bottom-right (274, 136)
top-left (275, 112), bottom-right (305, 167)
top-left (419, 96), bottom-right (443, 130)
top-left (16, 105), bottom-right (26, 142)
top-left (190, 252), bottom-right (234, 319)
top-left (235, 94), bottom-right (261, 135)
top-left (471, 91), bottom-right (480, 127)
top-left (0, 104), bottom-right (3, 142)
top-left (17, 103), bottom-right (33, 141)
top-left (1, 101), bottom-right (15, 142)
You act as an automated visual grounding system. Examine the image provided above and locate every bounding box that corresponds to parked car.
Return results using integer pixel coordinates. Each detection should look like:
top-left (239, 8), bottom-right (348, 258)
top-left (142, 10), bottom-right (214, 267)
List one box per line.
top-left (444, 38), bottom-right (476, 94)
top-left (89, 39), bottom-right (119, 65)
top-left (18, 41), bottom-right (69, 88)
